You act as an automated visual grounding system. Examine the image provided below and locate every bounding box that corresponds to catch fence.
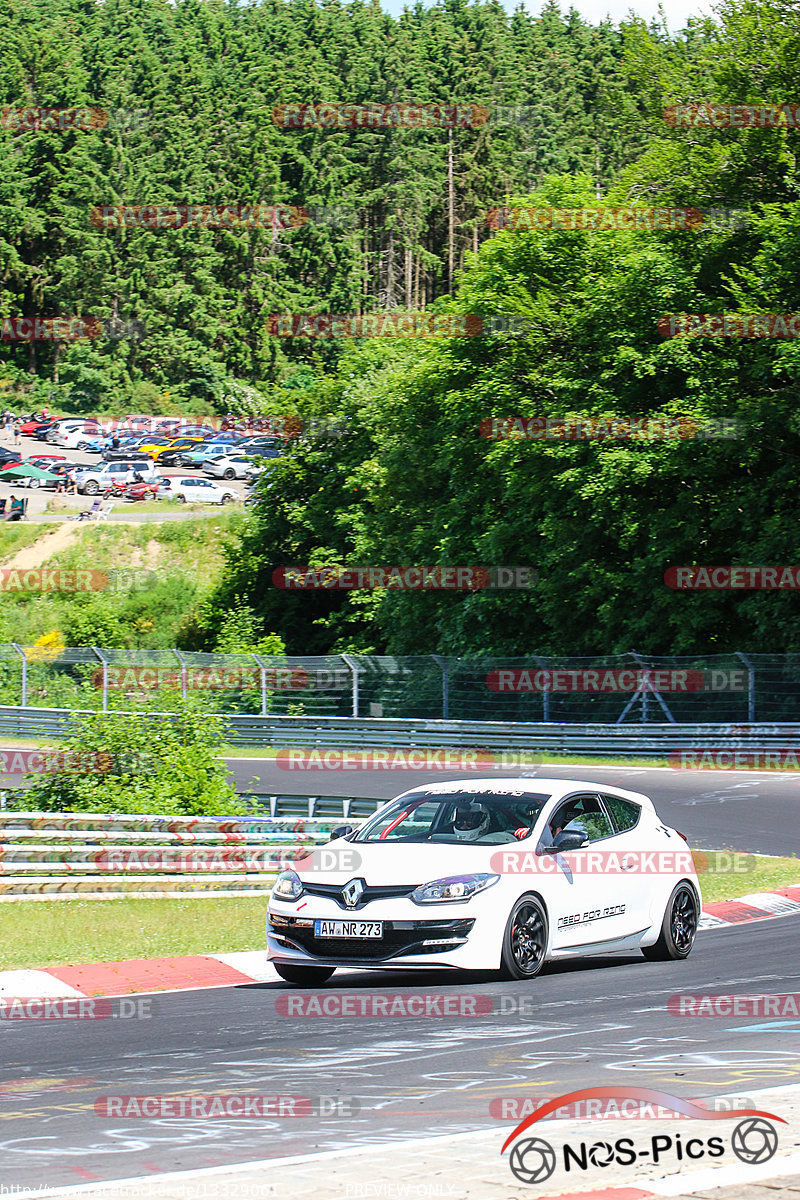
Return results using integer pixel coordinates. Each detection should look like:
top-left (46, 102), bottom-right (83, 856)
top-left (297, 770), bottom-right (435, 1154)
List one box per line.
top-left (1, 647), bottom-right (799, 722)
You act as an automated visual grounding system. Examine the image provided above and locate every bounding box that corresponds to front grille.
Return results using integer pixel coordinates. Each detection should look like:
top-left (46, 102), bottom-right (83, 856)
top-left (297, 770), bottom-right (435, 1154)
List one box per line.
top-left (270, 917), bottom-right (474, 960)
top-left (302, 882), bottom-right (416, 910)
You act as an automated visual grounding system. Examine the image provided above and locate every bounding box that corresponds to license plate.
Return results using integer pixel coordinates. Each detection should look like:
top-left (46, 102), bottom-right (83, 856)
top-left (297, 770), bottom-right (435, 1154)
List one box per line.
top-left (314, 920), bottom-right (383, 939)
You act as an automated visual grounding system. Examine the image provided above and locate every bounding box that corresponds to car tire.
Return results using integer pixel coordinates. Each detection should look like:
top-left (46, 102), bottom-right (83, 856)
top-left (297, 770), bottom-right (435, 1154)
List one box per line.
top-left (84, 481), bottom-right (99, 495)
top-left (642, 882), bottom-right (699, 961)
top-left (220, 493), bottom-right (234, 505)
top-left (28, 479), bottom-right (40, 490)
top-left (223, 468), bottom-right (235, 480)
top-left (499, 893), bottom-right (548, 980)
top-left (273, 963), bottom-right (335, 986)
top-left (175, 494), bottom-right (187, 503)
top-left (78, 441), bottom-right (89, 451)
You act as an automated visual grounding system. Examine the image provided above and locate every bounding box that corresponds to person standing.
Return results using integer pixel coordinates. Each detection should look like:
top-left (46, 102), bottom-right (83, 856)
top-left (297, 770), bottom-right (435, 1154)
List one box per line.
top-left (13, 420), bottom-right (20, 447)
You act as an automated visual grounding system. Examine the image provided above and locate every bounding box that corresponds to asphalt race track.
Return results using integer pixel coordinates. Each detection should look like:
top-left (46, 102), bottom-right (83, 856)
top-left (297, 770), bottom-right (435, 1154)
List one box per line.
top-left (227, 758), bottom-right (800, 856)
top-left (1, 763), bottom-right (798, 1193)
top-left (1, 920), bottom-right (799, 1191)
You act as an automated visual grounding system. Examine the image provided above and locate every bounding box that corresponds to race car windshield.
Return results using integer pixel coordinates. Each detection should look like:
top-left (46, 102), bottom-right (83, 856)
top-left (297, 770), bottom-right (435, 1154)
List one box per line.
top-left (353, 790), bottom-right (552, 845)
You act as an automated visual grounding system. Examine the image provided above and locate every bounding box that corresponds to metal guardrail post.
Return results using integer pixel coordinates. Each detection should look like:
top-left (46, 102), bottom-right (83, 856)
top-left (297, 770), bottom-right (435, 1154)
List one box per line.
top-left (11, 644), bottom-right (27, 708)
top-left (341, 654), bottom-right (360, 718)
top-left (431, 655), bottom-right (450, 719)
top-left (92, 646), bottom-right (108, 711)
top-left (735, 652), bottom-right (756, 722)
top-left (174, 650), bottom-right (188, 701)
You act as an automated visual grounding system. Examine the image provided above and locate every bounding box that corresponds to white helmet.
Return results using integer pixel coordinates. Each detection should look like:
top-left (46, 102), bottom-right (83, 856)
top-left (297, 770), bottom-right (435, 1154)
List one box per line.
top-left (451, 801), bottom-right (491, 842)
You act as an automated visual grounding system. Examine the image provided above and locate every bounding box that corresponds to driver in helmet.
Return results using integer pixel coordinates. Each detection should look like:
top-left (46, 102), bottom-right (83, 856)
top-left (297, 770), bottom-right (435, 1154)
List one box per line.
top-left (550, 806), bottom-right (588, 850)
top-left (452, 800), bottom-right (491, 842)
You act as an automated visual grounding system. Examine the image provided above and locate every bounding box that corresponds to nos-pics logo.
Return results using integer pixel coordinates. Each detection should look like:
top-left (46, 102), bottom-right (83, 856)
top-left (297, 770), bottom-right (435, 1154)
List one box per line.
top-left (502, 1088), bottom-right (783, 1185)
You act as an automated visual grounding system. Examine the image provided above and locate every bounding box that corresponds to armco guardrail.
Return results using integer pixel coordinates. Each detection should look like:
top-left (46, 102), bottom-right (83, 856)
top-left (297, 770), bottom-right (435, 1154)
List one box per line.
top-left (2, 706), bottom-right (800, 755)
top-left (0, 807), bottom-right (383, 900)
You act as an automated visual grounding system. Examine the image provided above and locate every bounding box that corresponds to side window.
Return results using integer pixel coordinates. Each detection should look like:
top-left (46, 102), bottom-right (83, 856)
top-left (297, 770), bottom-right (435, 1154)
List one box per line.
top-left (601, 795), bottom-right (641, 834)
top-left (548, 794), bottom-right (614, 845)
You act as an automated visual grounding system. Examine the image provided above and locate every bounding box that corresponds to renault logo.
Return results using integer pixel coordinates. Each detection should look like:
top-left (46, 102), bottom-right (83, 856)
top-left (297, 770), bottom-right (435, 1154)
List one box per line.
top-left (342, 878), bottom-right (365, 908)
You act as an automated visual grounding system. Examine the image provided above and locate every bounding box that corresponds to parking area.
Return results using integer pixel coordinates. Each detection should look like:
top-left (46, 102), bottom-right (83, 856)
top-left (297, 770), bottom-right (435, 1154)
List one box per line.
top-left (0, 428), bottom-right (253, 518)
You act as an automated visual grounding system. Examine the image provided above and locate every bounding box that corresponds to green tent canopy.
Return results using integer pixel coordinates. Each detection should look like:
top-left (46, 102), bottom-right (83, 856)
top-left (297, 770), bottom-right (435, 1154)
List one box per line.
top-left (0, 463), bottom-right (62, 481)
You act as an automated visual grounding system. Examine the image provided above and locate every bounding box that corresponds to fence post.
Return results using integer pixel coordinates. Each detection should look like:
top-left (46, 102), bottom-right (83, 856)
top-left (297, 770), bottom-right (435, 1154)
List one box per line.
top-left (253, 653), bottom-right (268, 716)
top-left (532, 656), bottom-right (551, 722)
top-left (92, 646), bottom-right (108, 711)
top-left (735, 652), bottom-right (756, 722)
top-left (11, 644), bottom-right (27, 708)
top-left (341, 654), bottom-right (359, 717)
top-left (431, 655), bottom-right (450, 719)
top-left (174, 650), bottom-right (188, 701)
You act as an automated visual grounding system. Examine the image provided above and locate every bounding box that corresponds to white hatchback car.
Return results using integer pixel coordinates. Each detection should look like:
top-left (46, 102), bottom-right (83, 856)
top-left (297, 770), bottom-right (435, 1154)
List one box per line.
top-left (267, 778), bottom-right (701, 985)
top-left (202, 453), bottom-right (256, 480)
top-left (161, 475), bottom-right (236, 504)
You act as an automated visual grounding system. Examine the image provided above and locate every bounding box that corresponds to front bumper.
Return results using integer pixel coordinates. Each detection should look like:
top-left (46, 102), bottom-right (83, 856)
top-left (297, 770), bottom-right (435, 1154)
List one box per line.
top-left (267, 894), bottom-right (500, 971)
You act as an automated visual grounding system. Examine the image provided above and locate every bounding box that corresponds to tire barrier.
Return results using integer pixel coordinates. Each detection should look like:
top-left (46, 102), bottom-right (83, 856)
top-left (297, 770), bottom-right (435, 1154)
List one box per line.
top-left (0, 805), bottom-right (381, 899)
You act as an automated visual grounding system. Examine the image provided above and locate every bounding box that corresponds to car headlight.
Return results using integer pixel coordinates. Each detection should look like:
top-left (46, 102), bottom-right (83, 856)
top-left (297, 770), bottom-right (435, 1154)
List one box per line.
top-left (271, 870), bottom-right (304, 901)
top-left (410, 873), bottom-right (500, 904)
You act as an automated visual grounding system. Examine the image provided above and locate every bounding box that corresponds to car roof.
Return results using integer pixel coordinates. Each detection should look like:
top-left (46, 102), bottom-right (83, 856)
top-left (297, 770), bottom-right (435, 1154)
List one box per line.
top-left (393, 777), bottom-right (654, 807)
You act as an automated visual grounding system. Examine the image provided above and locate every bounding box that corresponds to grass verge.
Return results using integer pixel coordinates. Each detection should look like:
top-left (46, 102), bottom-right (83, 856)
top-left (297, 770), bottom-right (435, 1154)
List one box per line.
top-left (0, 896), bottom-right (267, 971)
top-left (0, 855), bottom-right (797, 971)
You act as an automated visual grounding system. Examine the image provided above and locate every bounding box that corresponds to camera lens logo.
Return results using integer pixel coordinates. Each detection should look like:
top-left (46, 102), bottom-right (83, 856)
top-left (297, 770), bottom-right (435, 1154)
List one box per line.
top-left (509, 1136), bottom-right (557, 1184)
top-left (588, 1140), bottom-right (615, 1167)
top-left (731, 1118), bottom-right (778, 1164)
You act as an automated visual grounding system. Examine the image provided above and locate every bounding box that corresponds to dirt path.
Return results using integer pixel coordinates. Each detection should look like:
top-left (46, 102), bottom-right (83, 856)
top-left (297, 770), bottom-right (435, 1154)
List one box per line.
top-left (0, 522), bottom-right (84, 569)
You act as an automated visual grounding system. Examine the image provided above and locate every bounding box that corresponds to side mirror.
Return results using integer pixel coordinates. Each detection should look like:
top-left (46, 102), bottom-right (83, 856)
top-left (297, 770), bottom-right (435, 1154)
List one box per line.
top-left (328, 824), bottom-right (354, 841)
top-left (543, 831), bottom-right (589, 853)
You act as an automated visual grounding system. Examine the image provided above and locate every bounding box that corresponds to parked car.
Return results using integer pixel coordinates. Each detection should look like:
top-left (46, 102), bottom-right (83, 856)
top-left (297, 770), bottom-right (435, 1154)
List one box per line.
top-left (51, 424), bottom-right (104, 450)
top-left (173, 443), bottom-right (234, 467)
top-left (123, 475), bottom-right (172, 501)
top-left (73, 459), bottom-right (157, 495)
top-left (126, 436), bottom-right (174, 458)
top-left (102, 440), bottom-right (155, 462)
top-left (19, 418), bottom-right (52, 436)
top-left (33, 423), bottom-right (57, 441)
top-left (0, 448), bottom-right (22, 468)
top-left (26, 461), bottom-right (78, 490)
top-left (160, 475), bottom-right (237, 504)
top-left (150, 437), bottom-right (205, 464)
top-left (237, 436), bottom-right (284, 457)
top-left (203, 453), bottom-right (256, 480)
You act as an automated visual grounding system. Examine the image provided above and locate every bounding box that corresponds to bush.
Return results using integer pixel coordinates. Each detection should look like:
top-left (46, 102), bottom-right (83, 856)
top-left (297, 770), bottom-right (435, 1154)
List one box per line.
top-left (23, 696), bottom-right (245, 815)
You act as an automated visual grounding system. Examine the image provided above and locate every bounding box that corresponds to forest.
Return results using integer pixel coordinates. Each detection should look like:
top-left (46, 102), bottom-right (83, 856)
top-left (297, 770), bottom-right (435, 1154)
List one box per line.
top-left (2, 0), bottom-right (800, 654)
